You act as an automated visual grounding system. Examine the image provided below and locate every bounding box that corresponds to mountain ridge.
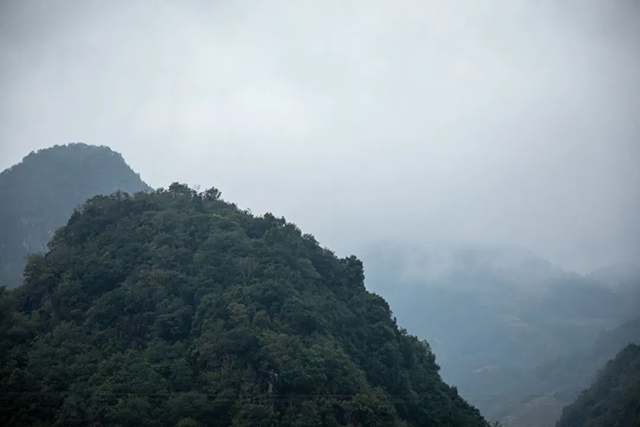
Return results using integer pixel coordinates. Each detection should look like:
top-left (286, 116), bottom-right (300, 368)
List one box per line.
top-left (361, 242), bottom-right (640, 426)
top-left (0, 183), bottom-right (489, 426)
top-left (556, 343), bottom-right (640, 427)
top-left (0, 143), bottom-right (150, 288)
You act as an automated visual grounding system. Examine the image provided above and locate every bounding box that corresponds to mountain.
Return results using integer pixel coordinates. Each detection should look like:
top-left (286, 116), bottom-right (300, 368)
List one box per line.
top-left (588, 263), bottom-right (640, 318)
top-left (360, 243), bottom-right (640, 426)
top-left (556, 343), bottom-right (640, 427)
top-left (501, 315), bottom-right (640, 427)
top-left (0, 184), bottom-right (489, 427)
top-left (0, 143), bottom-right (151, 288)
top-left (537, 315), bottom-right (640, 390)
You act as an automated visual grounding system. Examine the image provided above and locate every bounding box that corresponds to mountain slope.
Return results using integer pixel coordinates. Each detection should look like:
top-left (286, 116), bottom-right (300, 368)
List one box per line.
top-left (556, 344), bottom-right (640, 427)
top-left (537, 315), bottom-right (640, 390)
top-left (0, 184), bottom-right (489, 427)
top-left (498, 315), bottom-right (640, 427)
top-left (361, 243), bottom-right (640, 425)
top-left (0, 143), bottom-right (150, 288)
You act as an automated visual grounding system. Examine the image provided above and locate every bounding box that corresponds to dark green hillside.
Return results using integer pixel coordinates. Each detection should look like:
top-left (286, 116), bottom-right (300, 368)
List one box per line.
top-left (0, 143), bottom-right (151, 288)
top-left (0, 184), bottom-right (488, 427)
top-left (556, 344), bottom-right (640, 427)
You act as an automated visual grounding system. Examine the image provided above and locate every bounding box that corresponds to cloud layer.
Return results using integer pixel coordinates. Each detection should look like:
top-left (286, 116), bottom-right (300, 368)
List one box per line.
top-left (1, 0), bottom-right (639, 272)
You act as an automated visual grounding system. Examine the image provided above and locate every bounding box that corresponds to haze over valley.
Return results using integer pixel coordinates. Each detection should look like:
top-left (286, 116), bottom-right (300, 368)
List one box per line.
top-left (1, 1), bottom-right (639, 426)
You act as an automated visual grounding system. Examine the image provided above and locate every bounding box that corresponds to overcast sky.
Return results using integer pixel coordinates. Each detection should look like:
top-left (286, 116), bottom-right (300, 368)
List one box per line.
top-left (1, 0), bottom-right (638, 273)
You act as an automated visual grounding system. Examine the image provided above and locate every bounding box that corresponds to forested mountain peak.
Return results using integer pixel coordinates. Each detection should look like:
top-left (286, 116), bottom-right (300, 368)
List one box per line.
top-left (0, 184), bottom-right (489, 426)
top-left (0, 143), bottom-right (150, 288)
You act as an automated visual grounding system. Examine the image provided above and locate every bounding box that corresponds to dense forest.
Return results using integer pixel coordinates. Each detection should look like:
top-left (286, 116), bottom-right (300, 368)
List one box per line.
top-left (0, 184), bottom-right (489, 427)
top-left (0, 143), bottom-right (150, 288)
top-left (556, 344), bottom-right (640, 427)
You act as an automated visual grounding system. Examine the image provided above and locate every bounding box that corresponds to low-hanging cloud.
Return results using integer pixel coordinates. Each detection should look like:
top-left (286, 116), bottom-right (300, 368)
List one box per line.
top-left (1, 0), bottom-right (638, 273)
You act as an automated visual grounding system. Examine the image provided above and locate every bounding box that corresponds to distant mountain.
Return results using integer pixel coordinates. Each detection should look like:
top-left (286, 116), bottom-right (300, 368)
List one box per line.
top-left (556, 343), bottom-right (640, 427)
top-left (534, 315), bottom-right (640, 395)
top-left (0, 184), bottom-right (489, 427)
top-left (361, 243), bottom-right (640, 426)
top-left (0, 143), bottom-right (151, 288)
top-left (500, 315), bottom-right (640, 427)
top-left (589, 263), bottom-right (640, 285)
top-left (588, 263), bottom-right (640, 317)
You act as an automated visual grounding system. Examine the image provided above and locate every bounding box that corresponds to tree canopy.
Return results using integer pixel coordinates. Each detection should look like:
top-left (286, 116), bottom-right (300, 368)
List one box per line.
top-left (0, 184), bottom-right (488, 426)
top-left (556, 343), bottom-right (640, 427)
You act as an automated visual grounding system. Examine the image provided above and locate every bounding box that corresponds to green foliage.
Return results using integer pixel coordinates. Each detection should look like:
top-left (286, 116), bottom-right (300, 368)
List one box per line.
top-left (0, 184), bottom-right (488, 426)
top-left (556, 344), bottom-right (640, 427)
top-left (0, 143), bottom-right (151, 288)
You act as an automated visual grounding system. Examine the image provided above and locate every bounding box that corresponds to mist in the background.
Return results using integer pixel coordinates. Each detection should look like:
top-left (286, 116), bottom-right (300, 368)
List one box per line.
top-left (1, 0), bottom-right (639, 273)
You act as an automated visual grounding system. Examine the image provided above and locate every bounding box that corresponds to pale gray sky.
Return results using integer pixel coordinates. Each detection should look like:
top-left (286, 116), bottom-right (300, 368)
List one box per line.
top-left (1, 0), bottom-right (639, 273)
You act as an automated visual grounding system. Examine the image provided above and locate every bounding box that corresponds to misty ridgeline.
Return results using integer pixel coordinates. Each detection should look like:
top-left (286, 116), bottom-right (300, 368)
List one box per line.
top-left (1, 1), bottom-right (639, 426)
top-left (0, 144), bottom-right (638, 427)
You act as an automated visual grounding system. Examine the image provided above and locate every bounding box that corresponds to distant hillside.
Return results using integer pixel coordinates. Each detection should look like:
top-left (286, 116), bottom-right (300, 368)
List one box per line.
top-left (499, 316), bottom-right (640, 427)
top-left (361, 243), bottom-right (640, 426)
top-left (588, 263), bottom-right (640, 317)
top-left (0, 143), bottom-right (150, 288)
top-left (538, 316), bottom-right (640, 388)
top-left (0, 184), bottom-right (489, 427)
top-left (556, 344), bottom-right (640, 427)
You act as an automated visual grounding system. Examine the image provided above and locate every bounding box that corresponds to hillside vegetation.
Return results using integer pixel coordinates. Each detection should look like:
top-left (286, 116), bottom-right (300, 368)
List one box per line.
top-left (556, 344), bottom-right (640, 427)
top-left (0, 184), bottom-right (488, 427)
top-left (0, 143), bottom-right (150, 288)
